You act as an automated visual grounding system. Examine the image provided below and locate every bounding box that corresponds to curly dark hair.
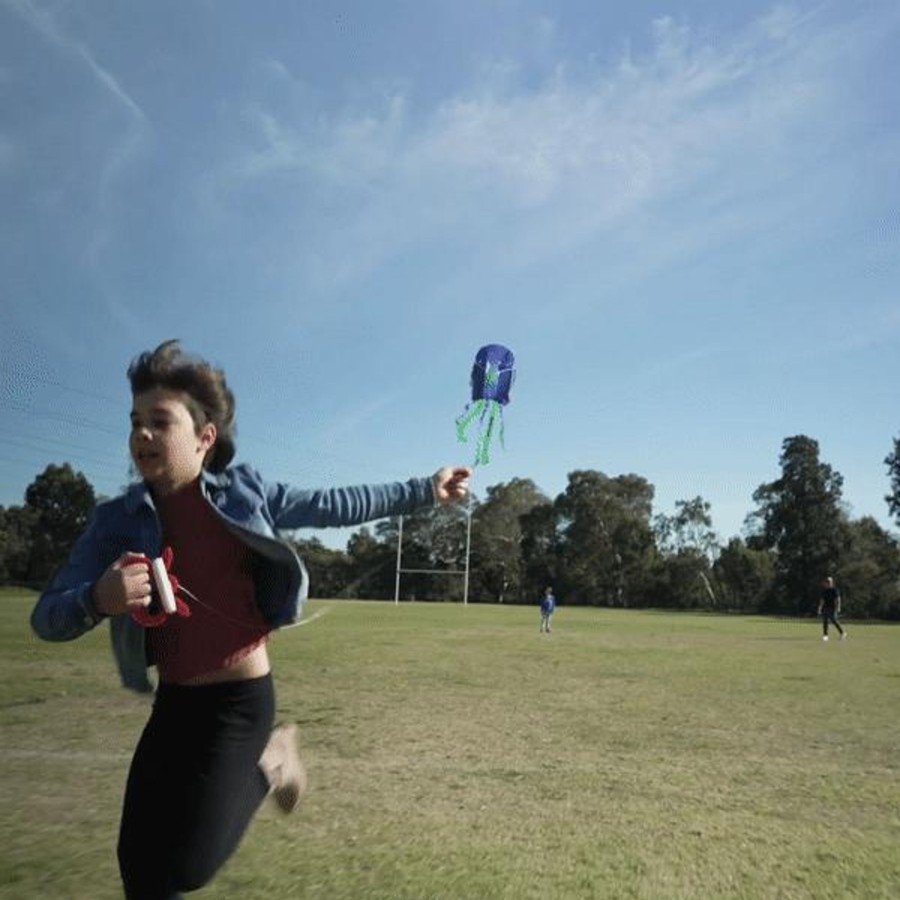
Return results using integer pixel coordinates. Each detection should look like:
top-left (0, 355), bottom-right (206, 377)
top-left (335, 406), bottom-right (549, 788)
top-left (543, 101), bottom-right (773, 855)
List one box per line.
top-left (127, 340), bottom-right (236, 473)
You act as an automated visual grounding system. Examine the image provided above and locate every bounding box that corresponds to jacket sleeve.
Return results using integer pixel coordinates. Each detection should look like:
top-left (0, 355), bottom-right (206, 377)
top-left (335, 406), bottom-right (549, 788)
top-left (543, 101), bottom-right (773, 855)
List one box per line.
top-left (263, 474), bottom-right (436, 531)
top-left (30, 514), bottom-right (109, 641)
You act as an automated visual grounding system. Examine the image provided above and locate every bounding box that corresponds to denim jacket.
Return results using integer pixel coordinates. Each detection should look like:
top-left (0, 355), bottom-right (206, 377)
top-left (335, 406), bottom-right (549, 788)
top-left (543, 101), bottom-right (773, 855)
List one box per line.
top-left (31, 464), bottom-right (435, 692)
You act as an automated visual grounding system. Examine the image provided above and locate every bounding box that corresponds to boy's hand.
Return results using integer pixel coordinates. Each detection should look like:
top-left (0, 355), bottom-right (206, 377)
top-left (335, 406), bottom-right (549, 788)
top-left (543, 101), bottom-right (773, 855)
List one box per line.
top-left (92, 553), bottom-right (153, 616)
top-left (433, 466), bottom-right (472, 504)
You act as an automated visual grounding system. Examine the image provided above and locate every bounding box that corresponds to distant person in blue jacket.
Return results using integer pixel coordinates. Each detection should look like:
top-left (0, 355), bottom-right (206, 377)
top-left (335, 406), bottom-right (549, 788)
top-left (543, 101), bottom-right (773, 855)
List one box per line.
top-left (539, 587), bottom-right (556, 633)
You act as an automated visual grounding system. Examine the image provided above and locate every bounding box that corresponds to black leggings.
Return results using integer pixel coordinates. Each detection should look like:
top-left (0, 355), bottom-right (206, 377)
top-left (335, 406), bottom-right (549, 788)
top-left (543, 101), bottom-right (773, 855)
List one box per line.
top-left (118, 675), bottom-right (275, 899)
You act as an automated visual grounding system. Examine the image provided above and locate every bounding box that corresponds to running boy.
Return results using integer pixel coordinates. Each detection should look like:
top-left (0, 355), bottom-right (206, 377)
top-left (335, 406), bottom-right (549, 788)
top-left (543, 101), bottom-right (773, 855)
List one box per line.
top-left (31, 340), bottom-right (471, 899)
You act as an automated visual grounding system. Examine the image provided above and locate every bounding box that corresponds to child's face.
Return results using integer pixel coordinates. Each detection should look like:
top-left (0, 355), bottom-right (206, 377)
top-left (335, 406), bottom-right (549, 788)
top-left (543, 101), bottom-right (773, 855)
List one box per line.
top-left (130, 388), bottom-right (216, 494)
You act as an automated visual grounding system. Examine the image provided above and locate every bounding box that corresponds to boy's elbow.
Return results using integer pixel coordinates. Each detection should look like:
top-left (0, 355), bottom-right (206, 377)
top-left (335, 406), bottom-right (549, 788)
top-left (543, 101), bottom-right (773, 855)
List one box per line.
top-left (30, 595), bottom-right (84, 642)
top-left (30, 602), bottom-right (56, 641)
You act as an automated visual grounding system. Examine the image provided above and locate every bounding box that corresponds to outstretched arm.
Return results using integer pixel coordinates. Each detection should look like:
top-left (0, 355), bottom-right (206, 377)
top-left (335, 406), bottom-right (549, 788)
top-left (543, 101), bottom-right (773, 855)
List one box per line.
top-left (262, 465), bottom-right (472, 531)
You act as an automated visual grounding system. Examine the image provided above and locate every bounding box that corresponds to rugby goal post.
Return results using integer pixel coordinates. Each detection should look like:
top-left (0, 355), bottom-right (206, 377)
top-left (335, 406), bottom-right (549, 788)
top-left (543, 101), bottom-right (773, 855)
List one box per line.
top-left (393, 506), bottom-right (473, 605)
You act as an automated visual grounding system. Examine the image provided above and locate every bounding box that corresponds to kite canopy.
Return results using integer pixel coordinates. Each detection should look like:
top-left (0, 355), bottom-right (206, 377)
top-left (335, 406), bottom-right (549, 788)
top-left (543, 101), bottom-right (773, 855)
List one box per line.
top-left (468, 343), bottom-right (515, 405)
top-left (456, 343), bottom-right (516, 466)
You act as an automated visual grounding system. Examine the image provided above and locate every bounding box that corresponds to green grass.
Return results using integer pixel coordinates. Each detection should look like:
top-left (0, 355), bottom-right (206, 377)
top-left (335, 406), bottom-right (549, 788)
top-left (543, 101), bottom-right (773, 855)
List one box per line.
top-left (2, 592), bottom-right (899, 899)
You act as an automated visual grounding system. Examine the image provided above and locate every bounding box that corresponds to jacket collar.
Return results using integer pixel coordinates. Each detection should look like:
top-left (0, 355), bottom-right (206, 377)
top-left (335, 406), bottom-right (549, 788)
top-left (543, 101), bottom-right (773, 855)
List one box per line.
top-left (122, 469), bottom-right (231, 515)
top-left (123, 480), bottom-right (153, 515)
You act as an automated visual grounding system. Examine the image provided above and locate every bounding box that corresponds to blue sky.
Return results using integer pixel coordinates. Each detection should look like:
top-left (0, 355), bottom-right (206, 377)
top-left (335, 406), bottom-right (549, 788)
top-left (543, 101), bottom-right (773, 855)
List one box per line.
top-left (1, 0), bottom-right (898, 550)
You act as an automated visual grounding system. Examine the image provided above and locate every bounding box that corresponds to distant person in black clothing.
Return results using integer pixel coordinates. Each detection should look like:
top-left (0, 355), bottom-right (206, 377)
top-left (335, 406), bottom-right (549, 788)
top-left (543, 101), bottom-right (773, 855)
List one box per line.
top-left (817, 576), bottom-right (846, 641)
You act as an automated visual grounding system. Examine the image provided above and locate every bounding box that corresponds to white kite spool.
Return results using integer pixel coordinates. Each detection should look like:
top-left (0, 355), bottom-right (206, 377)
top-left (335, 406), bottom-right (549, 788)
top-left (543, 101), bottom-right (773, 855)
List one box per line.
top-left (151, 557), bottom-right (177, 614)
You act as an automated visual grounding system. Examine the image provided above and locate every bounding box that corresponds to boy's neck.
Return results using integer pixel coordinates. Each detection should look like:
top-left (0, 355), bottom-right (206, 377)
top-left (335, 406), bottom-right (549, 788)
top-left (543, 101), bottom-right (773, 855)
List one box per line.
top-left (150, 473), bottom-right (202, 498)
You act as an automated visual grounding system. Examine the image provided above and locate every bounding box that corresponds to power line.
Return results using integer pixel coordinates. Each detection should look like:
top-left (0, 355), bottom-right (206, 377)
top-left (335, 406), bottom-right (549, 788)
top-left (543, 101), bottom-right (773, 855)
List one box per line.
top-left (0, 435), bottom-right (128, 471)
top-left (0, 363), bottom-right (122, 406)
top-left (0, 399), bottom-right (122, 436)
top-left (0, 454), bottom-right (43, 469)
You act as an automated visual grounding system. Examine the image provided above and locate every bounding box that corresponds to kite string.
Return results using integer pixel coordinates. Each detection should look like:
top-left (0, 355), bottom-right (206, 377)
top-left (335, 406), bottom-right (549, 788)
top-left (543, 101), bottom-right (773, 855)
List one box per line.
top-left (176, 584), bottom-right (270, 632)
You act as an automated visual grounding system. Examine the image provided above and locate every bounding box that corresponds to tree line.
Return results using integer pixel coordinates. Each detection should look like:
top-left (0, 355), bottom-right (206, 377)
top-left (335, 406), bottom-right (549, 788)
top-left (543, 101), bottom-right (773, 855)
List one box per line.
top-left (4, 435), bottom-right (900, 618)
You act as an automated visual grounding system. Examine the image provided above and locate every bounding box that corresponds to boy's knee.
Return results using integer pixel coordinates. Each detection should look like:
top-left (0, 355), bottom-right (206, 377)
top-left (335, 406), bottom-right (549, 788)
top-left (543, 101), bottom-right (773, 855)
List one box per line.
top-left (119, 841), bottom-right (218, 896)
top-left (169, 846), bottom-right (222, 893)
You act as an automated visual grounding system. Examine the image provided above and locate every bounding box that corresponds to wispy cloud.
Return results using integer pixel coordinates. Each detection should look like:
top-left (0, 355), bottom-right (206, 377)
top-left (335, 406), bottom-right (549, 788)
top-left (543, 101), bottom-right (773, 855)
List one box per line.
top-left (3, 0), bottom-right (151, 337)
top-left (3, 0), bottom-right (147, 121)
top-left (317, 391), bottom-right (401, 444)
top-left (200, 6), bottom-right (883, 300)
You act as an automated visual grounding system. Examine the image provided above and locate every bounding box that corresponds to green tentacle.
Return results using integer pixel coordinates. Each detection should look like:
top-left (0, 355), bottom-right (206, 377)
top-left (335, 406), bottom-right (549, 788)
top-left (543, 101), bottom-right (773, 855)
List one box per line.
top-left (457, 399), bottom-right (506, 466)
top-left (456, 399), bottom-right (486, 443)
top-left (474, 401), bottom-right (502, 466)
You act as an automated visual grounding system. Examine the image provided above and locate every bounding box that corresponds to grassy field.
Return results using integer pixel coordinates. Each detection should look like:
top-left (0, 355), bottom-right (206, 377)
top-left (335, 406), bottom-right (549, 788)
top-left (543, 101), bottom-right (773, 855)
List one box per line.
top-left (1, 589), bottom-right (899, 900)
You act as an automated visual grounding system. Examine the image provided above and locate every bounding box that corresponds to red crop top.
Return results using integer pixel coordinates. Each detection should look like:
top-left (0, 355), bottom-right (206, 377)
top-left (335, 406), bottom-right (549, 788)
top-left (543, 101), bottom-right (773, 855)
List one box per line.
top-left (148, 480), bottom-right (270, 683)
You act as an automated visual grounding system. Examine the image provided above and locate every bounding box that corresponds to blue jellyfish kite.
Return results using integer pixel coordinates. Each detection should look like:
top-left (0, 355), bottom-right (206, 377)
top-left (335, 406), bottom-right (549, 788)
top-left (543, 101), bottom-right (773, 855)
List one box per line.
top-left (456, 344), bottom-right (516, 466)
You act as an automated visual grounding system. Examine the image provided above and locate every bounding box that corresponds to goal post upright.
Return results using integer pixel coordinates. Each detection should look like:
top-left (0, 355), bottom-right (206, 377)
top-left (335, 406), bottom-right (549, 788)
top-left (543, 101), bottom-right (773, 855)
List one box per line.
top-left (462, 494), bottom-right (472, 605)
top-left (394, 514), bottom-right (404, 605)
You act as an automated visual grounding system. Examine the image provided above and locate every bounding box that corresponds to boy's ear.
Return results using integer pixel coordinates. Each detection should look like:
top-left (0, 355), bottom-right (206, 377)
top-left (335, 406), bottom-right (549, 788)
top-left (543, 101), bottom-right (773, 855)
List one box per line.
top-left (199, 422), bottom-right (218, 452)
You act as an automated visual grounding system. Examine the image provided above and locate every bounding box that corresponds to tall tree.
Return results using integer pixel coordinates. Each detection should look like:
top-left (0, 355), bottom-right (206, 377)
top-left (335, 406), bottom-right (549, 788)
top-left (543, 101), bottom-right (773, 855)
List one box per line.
top-left (885, 436), bottom-right (900, 528)
top-left (746, 436), bottom-right (847, 614)
top-left (653, 496), bottom-right (719, 560)
top-left (343, 526), bottom-right (396, 599)
top-left (712, 538), bottom-right (775, 612)
top-left (0, 505), bottom-right (38, 585)
top-left (470, 478), bottom-right (548, 603)
top-left (838, 517), bottom-right (900, 620)
top-left (519, 500), bottom-right (559, 601)
top-left (652, 496), bottom-right (720, 608)
top-left (556, 470), bottom-right (655, 606)
top-left (24, 463), bottom-right (96, 586)
top-left (290, 537), bottom-right (352, 600)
